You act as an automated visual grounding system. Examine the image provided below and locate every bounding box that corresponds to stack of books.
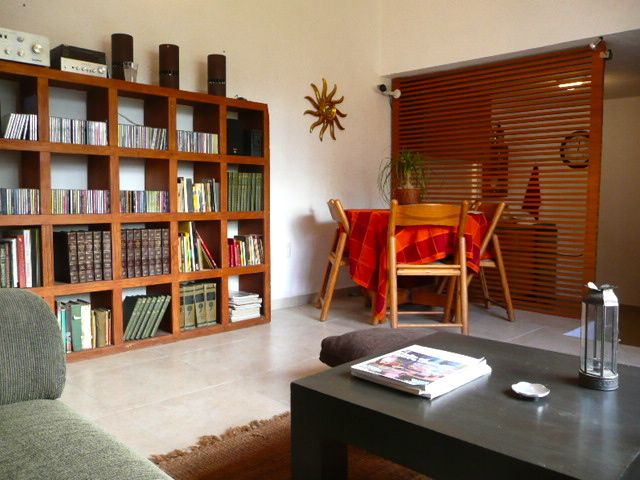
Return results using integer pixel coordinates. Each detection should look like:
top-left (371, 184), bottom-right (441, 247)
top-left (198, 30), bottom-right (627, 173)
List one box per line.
top-left (227, 171), bottom-right (263, 211)
top-left (0, 228), bottom-right (42, 288)
top-left (179, 281), bottom-right (217, 330)
top-left (55, 299), bottom-right (112, 353)
top-left (53, 230), bottom-right (112, 283)
top-left (120, 228), bottom-right (170, 278)
top-left (178, 222), bottom-right (217, 272)
top-left (350, 344), bottom-right (492, 399)
top-left (122, 294), bottom-right (171, 341)
top-left (229, 291), bottom-right (262, 322)
top-left (1, 113), bottom-right (38, 140)
top-left (177, 177), bottom-right (220, 212)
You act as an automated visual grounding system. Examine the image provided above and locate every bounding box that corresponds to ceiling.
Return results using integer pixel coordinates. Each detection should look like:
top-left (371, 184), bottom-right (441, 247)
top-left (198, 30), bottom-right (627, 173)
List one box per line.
top-left (602, 28), bottom-right (640, 99)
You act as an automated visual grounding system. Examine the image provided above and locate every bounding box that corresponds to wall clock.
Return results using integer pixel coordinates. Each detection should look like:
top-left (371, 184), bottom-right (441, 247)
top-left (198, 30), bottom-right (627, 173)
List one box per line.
top-left (560, 130), bottom-right (590, 169)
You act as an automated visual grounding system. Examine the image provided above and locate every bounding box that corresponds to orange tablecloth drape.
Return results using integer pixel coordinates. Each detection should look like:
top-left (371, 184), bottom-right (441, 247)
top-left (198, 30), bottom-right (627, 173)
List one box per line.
top-left (345, 209), bottom-right (487, 321)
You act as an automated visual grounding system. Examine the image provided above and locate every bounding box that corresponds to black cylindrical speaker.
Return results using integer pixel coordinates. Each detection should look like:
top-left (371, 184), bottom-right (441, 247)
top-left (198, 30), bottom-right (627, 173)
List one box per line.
top-left (159, 44), bottom-right (179, 88)
top-left (207, 54), bottom-right (226, 96)
top-left (111, 33), bottom-right (133, 80)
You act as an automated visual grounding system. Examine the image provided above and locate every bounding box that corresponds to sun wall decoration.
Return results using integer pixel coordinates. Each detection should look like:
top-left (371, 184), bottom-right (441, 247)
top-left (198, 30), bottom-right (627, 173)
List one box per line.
top-left (304, 78), bottom-right (347, 141)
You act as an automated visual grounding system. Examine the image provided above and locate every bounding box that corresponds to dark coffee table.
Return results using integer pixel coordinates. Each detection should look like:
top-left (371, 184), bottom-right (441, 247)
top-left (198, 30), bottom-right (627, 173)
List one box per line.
top-left (291, 332), bottom-right (640, 479)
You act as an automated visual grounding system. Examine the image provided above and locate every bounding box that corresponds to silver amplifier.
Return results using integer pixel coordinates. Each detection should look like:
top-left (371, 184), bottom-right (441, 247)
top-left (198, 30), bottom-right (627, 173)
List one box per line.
top-left (0, 27), bottom-right (50, 66)
top-left (59, 57), bottom-right (107, 78)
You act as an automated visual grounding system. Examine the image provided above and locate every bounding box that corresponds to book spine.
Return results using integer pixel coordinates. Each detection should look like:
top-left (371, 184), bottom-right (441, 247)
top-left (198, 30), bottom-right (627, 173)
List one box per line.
top-left (133, 229), bottom-right (142, 277)
top-left (153, 228), bottom-right (162, 276)
top-left (141, 228), bottom-right (150, 276)
top-left (76, 231), bottom-right (87, 283)
top-left (161, 228), bottom-right (170, 274)
top-left (93, 231), bottom-right (103, 281)
top-left (84, 231), bottom-right (94, 282)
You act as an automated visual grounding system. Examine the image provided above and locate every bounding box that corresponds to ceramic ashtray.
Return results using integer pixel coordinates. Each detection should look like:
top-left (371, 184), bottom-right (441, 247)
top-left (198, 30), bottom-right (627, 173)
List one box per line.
top-left (511, 381), bottom-right (550, 399)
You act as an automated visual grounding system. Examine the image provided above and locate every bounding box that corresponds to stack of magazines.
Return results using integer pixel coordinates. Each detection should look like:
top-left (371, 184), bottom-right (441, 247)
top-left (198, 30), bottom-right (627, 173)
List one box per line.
top-left (350, 345), bottom-right (491, 399)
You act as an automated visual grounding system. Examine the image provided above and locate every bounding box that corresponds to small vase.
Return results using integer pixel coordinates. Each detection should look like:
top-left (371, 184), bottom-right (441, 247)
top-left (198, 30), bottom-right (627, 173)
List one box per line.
top-left (395, 188), bottom-right (421, 205)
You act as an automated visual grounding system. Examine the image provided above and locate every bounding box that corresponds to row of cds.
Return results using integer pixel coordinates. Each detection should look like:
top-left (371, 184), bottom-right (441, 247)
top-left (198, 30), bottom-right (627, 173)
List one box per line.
top-left (49, 117), bottom-right (108, 146)
top-left (118, 124), bottom-right (168, 150)
top-left (51, 189), bottom-right (110, 214)
top-left (0, 188), bottom-right (40, 215)
top-left (1, 113), bottom-right (38, 140)
top-left (120, 190), bottom-right (170, 213)
top-left (177, 130), bottom-right (219, 154)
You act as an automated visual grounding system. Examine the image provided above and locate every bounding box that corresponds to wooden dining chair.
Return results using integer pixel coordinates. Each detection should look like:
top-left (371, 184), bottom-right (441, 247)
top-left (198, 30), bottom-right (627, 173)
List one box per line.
top-left (469, 202), bottom-right (516, 322)
top-left (388, 200), bottom-right (470, 334)
top-left (315, 199), bottom-right (350, 321)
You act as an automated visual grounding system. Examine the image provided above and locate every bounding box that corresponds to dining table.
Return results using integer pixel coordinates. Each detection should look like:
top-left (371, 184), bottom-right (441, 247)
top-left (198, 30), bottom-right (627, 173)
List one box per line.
top-left (345, 208), bottom-right (488, 323)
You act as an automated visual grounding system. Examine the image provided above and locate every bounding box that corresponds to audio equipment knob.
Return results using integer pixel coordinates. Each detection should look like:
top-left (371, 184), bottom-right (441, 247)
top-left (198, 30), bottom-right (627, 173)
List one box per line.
top-left (32, 43), bottom-right (42, 54)
top-left (17, 36), bottom-right (24, 42)
top-left (17, 50), bottom-right (24, 57)
top-left (97, 66), bottom-right (107, 74)
top-left (4, 48), bottom-right (10, 55)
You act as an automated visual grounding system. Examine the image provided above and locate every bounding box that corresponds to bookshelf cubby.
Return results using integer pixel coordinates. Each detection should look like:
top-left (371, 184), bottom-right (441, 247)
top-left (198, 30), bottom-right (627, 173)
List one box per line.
top-left (0, 59), bottom-right (270, 361)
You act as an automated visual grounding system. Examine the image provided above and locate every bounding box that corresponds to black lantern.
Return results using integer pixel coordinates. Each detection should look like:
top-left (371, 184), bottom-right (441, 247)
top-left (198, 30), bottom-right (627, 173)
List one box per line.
top-left (579, 282), bottom-right (619, 390)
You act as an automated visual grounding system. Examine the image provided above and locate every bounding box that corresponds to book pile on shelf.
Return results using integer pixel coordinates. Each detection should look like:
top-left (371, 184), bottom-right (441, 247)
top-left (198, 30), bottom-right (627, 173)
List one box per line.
top-left (53, 230), bottom-right (112, 284)
top-left (177, 130), bottom-right (219, 154)
top-left (119, 190), bottom-right (169, 213)
top-left (123, 294), bottom-right (171, 341)
top-left (227, 171), bottom-right (263, 211)
top-left (228, 234), bottom-right (264, 267)
top-left (0, 188), bottom-right (40, 214)
top-left (49, 117), bottom-right (107, 145)
top-left (350, 344), bottom-right (492, 399)
top-left (177, 177), bottom-right (220, 212)
top-left (1, 113), bottom-right (38, 140)
top-left (55, 299), bottom-right (111, 353)
top-left (51, 189), bottom-right (110, 214)
top-left (178, 222), bottom-right (217, 272)
top-left (179, 281), bottom-right (217, 330)
top-left (229, 290), bottom-right (262, 322)
top-left (118, 123), bottom-right (167, 150)
top-left (0, 228), bottom-right (42, 288)
top-left (121, 228), bottom-right (170, 278)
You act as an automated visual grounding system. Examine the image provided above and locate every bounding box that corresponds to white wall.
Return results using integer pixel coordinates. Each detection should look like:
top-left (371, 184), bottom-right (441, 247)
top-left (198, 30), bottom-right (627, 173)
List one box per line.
top-left (379, 0), bottom-right (640, 77)
top-left (599, 97), bottom-right (640, 305)
top-left (1, 0), bottom-right (391, 303)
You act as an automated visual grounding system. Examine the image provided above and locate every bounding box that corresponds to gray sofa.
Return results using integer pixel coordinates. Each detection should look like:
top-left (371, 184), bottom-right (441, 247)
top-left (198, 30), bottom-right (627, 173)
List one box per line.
top-left (0, 289), bottom-right (171, 480)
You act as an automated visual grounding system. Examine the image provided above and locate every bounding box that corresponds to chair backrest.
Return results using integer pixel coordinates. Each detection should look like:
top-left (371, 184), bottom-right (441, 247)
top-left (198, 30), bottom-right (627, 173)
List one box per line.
top-left (0, 289), bottom-right (66, 405)
top-left (328, 198), bottom-right (350, 235)
top-left (389, 200), bottom-right (469, 234)
top-left (476, 201), bottom-right (506, 256)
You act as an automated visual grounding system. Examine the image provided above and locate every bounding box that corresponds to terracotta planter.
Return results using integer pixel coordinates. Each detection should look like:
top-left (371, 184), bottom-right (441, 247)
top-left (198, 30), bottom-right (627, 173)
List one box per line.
top-left (394, 188), bottom-right (421, 205)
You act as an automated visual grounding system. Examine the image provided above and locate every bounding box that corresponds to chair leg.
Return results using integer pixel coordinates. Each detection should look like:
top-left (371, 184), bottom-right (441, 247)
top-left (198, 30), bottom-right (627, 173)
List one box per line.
top-left (443, 277), bottom-right (457, 323)
top-left (479, 268), bottom-right (491, 309)
top-left (493, 236), bottom-right (516, 322)
top-left (315, 230), bottom-right (339, 309)
top-left (319, 233), bottom-right (347, 321)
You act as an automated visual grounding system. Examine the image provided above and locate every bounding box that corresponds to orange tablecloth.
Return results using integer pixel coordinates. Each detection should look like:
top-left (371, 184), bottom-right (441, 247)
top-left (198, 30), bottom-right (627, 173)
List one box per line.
top-left (346, 209), bottom-right (488, 321)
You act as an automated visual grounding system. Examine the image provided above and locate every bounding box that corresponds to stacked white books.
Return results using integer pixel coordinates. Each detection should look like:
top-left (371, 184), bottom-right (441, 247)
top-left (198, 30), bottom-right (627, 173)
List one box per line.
top-left (229, 291), bottom-right (262, 322)
top-left (350, 344), bottom-right (491, 399)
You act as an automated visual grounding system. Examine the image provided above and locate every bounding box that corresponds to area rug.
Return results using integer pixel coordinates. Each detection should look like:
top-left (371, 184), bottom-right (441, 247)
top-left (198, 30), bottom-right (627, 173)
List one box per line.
top-left (151, 412), bottom-right (428, 480)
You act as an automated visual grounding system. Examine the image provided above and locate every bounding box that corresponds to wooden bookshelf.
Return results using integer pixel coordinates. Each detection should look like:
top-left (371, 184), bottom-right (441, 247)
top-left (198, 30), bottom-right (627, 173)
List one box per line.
top-left (0, 59), bottom-right (270, 361)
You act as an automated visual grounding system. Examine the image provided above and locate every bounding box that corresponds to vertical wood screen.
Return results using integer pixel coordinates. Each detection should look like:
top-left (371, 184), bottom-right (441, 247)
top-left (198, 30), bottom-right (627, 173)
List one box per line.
top-left (392, 46), bottom-right (605, 318)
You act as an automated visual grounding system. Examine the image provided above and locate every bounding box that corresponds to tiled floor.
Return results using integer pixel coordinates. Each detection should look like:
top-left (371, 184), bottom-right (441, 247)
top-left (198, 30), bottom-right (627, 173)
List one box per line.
top-left (61, 294), bottom-right (640, 458)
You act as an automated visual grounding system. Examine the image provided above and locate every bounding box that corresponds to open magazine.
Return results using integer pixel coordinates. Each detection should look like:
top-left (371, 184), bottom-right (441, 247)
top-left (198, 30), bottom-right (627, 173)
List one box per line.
top-left (350, 344), bottom-right (491, 399)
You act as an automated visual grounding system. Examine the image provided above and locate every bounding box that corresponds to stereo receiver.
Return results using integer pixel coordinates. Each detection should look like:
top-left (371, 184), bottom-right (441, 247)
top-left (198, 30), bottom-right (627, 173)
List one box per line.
top-left (0, 27), bottom-right (50, 66)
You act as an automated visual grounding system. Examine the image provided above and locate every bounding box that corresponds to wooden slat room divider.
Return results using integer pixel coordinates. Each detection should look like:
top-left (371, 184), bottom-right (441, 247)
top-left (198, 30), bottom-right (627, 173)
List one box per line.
top-left (392, 46), bottom-right (606, 318)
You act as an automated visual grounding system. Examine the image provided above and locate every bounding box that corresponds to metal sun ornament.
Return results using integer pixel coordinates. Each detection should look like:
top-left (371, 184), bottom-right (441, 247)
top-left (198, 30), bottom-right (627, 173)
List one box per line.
top-left (304, 78), bottom-right (347, 141)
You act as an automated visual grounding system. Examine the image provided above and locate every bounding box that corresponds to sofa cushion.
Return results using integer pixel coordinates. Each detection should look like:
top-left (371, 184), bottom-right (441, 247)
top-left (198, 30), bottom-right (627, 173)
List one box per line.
top-left (0, 290), bottom-right (65, 405)
top-left (0, 399), bottom-right (170, 480)
top-left (319, 328), bottom-right (434, 366)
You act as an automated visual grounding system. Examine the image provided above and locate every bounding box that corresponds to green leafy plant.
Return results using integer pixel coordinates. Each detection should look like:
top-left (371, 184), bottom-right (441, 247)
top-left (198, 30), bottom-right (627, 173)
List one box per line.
top-left (377, 149), bottom-right (428, 204)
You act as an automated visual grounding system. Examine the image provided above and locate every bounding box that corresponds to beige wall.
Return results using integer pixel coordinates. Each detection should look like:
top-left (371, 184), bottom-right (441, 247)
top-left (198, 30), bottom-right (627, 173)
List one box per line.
top-left (0, 0), bottom-right (391, 302)
top-left (379, 0), bottom-right (640, 76)
top-left (600, 97), bottom-right (640, 306)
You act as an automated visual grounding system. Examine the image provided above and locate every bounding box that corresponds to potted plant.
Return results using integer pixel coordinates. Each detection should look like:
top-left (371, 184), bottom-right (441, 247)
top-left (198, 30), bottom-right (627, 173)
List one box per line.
top-left (377, 149), bottom-right (428, 205)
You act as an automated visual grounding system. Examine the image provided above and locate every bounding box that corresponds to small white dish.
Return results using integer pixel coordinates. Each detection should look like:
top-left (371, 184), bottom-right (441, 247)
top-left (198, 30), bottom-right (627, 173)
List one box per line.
top-left (511, 381), bottom-right (550, 399)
